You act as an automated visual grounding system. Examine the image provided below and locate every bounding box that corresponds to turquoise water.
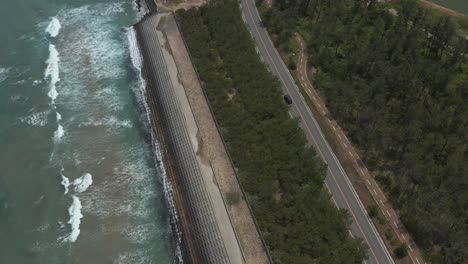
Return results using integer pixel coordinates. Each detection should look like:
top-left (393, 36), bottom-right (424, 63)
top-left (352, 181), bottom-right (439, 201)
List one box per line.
top-left (0, 0), bottom-right (175, 263)
top-left (427, 0), bottom-right (468, 15)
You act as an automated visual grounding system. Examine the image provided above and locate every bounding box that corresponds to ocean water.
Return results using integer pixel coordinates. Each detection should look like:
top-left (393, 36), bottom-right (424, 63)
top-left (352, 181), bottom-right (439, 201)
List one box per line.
top-left (0, 0), bottom-right (176, 263)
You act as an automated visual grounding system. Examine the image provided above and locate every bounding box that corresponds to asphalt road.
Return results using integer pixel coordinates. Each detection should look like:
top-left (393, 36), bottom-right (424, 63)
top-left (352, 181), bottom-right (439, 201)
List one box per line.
top-left (240, 1), bottom-right (395, 263)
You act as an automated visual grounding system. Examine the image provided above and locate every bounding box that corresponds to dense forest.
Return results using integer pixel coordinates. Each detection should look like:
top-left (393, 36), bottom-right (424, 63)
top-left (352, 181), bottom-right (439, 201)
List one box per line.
top-left (176, 0), bottom-right (368, 263)
top-left (261, 0), bottom-right (467, 262)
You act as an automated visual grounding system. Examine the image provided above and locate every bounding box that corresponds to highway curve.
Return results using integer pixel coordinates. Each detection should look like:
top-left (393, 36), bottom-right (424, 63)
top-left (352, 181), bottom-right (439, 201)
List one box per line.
top-left (240, 1), bottom-right (395, 263)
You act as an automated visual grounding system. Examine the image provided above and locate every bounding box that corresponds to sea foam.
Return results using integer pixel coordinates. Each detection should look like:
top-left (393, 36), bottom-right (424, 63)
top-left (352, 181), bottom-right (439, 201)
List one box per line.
top-left (45, 17), bottom-right (61, 37)
top-left (65, 196), bottom-right (82, 242)
top-left (0, 67), bottom-right (10, 83)
top-left (61, 175), bottom-right (70, 194)
top-left (54, 124), bottom-right (64, 141)
top-left (44, 44), bottom-right (60, 104)
top-left (73, 173), bottom-right (93, 193)
top-left (20, 110), bottom-right (49, 126)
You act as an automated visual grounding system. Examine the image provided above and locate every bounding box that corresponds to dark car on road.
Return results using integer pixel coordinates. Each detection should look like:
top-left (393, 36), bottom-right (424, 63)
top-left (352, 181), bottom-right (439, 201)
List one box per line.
top-left (283, 94), bottom-right (292, 105)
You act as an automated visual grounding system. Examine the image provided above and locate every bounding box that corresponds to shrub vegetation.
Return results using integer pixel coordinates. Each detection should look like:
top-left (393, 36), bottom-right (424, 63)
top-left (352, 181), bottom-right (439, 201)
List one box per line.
top-left (260, 0), bottom-right (467, 262)
top-left (177, 1), bottom-right (368, 262)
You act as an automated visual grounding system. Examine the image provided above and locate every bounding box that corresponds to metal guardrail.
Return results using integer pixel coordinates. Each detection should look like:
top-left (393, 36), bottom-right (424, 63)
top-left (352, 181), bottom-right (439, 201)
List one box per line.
top-left (173, 11), bottom-right (274, 264)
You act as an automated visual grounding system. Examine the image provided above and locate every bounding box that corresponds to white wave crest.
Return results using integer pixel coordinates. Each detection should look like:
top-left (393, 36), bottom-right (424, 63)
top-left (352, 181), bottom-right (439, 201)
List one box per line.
top-left (45, 17), bottom-right (61, 37)
top-left (64, 196), bottom-right (82, 242)
top-left (73, 173), bottom-right (93, 193)
top-left (44, 44), bottom-right (60, 104)
top-left (54, 124), bottom-right (64, 141)
top-left (56, 112), bottom-right (62, 122)
top-left (61, 175), bottom-right (70, 194)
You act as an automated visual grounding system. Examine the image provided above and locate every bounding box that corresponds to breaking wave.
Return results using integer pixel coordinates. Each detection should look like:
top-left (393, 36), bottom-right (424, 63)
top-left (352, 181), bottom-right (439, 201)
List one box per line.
top-left (73, 173), bottom-right (93, 193)
top-left (44, 44), bottom-right (60, 105)
top-left (64, 196), bottom-right (83, 242)
top-left (45, 17), bottom-right (61, 37)
top-left (53, 124), bottom-right (64, 142)
top-left (61, 174), bottom-right (70, 194)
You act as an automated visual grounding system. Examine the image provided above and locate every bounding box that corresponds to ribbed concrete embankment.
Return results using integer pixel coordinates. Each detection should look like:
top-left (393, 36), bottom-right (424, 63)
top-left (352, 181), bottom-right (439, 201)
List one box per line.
top-left (134, 14), bottom-right (230, 264)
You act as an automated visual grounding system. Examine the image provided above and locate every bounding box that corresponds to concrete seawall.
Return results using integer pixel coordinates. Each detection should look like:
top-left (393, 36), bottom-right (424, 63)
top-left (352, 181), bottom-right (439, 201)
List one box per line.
top-left (134, 14), bottom-right (231, 263)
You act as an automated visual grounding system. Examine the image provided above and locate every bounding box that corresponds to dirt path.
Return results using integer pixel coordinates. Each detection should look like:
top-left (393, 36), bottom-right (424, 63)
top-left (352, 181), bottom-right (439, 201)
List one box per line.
top-left (295, 33), bottom-right (426, 264)
top-left (160, 12), bottom-right (270, 264)
top-left (419, 0), bottom-right (466, 17)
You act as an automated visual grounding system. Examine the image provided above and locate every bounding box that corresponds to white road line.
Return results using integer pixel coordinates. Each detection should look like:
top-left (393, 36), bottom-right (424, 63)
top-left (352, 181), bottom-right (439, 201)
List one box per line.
top-left (416, 257), bottom-right (421, 264)
top-left (332, 126), bottom-right (336, 131)
top-left (386, 210), bottom-right (391, 217)
top-left (394, 221), bottom-right (397, 227)
top-left (361, 169), bottom-right (365, 175)
top-left (331, 197), bottom-right (339, 207)
top-left (372, 189), bottom-right (377, 195)
top-left (348, 151), bottom-right (353, 157)
top-left (366, 179), bottom-right (370, 185)
top-left (379, 199), bottom-right (384, 205)
top-left (338, 134), bottom-right (342, 140)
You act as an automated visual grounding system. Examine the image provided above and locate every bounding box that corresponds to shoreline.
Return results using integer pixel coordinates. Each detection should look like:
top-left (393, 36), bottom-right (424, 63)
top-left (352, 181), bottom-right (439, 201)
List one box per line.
top-left (133, 13), bottom-right (234, 263)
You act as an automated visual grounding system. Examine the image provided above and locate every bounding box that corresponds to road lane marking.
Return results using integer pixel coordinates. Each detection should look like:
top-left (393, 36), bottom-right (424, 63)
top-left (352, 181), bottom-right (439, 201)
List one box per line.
top-left (366, 179), bottom-right (370, 185)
